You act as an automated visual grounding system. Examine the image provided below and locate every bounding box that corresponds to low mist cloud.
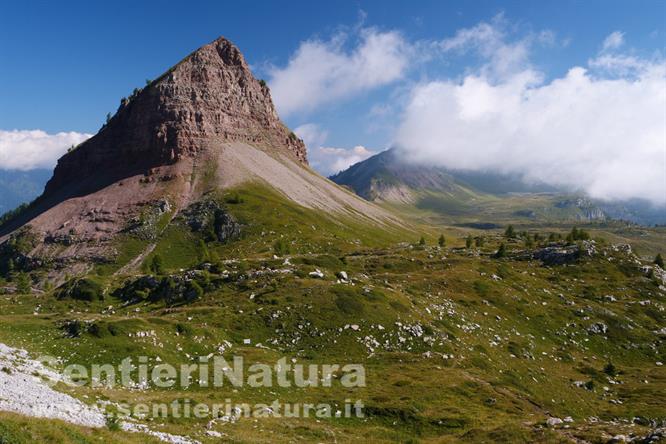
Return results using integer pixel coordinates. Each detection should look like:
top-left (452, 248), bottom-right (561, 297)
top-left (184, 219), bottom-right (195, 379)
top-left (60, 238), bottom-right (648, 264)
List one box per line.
top-left (395, 30), bottom-right (666, 205)
top-left (0, 129), bottom-right (91, 171)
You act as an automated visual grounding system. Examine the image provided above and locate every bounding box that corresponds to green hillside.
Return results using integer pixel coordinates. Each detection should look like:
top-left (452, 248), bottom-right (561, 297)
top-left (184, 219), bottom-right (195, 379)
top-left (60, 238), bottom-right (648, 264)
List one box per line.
top-left (1, 183), bottom-right (664, 443)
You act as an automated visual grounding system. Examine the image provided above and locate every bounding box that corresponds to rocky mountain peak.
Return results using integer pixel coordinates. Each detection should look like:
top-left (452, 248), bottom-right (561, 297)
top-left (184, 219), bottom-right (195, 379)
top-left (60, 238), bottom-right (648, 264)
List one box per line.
top-left (44, 36), bottom-right (306, 196)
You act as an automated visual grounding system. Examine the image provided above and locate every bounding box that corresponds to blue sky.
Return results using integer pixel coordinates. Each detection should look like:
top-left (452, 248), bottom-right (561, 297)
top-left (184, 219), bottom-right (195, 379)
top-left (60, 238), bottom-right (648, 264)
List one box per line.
top-left (1, 0), bottom-right (665, 203)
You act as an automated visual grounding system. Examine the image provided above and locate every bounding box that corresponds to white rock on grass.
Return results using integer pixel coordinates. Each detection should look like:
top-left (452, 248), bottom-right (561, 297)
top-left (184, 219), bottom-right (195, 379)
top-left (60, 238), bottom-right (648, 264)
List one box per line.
top-left (546, 417), bottom-right (563, 427)
top-left (121, 422), bottom-right (200, 444)
top-left (336, 271), bottom-right (349, 282)
top-left (309, 269), bottom-right (325, 279)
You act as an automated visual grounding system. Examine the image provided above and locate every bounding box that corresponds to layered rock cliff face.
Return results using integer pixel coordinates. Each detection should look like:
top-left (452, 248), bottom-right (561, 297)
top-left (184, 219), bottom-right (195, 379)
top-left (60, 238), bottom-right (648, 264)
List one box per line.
top-left (44, 37), bottom-right (306, 196)
top-left (0, 37), bottom-right (394, 279)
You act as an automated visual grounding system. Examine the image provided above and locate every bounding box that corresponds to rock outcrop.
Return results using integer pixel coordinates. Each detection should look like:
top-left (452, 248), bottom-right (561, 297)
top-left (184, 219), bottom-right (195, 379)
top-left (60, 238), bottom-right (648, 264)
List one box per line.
top-left (0, 36), bottom-right (395, 279)
top-left (44, 37), bottom-right (306, 198)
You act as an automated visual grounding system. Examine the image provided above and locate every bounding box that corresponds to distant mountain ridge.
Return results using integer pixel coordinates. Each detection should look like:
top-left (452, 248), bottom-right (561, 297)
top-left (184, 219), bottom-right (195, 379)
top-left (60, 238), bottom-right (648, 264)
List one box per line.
top-left (330, 148), bottom-right (556, 200)
top-left (0, 169), bottom-right (52, 214)
top-left (331, 148), bottom-right (666, 226)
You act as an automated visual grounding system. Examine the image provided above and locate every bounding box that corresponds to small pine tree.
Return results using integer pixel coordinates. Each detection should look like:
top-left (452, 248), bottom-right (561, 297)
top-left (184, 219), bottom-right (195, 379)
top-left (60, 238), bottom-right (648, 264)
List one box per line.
top-left (198, 239), bottom-right (210, 263)
top-left (149, 255), bottom-right (164, 275)
top-left (603, 361), bottom-right (617, 377)
top-left (525, 235), bottom-right (534, 248)
top-left (225, 192), bottom-right (244, 204)
top-left (105, 112), bottom-right (112, 124)
top-left (505, 225), bottom-right (515, 238)
top-left (495, 243), bottom-right (507, 258)
top-left (187, 280), bottom-right (204, 302)
top-left (438, 235), bottom-right (446, 248)
top-left (208, 250), bottom-right (222, 273)
top-left (475, 236), bottom-right (484, 247)
top-left (418, 236), bottom-right (426, 246)
top-left (655, 253), bottom-right (664, 268)
top-left (198, 270), bottom-right (212, 291)
top-left (568, 226), bottom-right (590, 242)
top-left (466, 235), bottom-right (473, 249)
top-left (15, 272), bottom-right (31, 294)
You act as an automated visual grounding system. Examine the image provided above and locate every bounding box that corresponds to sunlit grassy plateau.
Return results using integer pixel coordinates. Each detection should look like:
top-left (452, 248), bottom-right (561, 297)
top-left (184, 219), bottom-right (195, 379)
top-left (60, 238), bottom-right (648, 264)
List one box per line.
top-left (0, 184), bottom-right (664, 443)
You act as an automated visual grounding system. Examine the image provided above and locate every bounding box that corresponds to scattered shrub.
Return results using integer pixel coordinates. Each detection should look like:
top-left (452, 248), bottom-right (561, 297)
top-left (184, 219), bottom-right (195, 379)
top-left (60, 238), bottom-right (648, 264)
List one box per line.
top-left (567, 227), bottom-right (590, 243)
top-left (333, 287), bottom-right (364, 315)
top-left (186, 280), bottom-right (204, 302)
top-left (0, 203), bottom-right (30, 230)
top-left (56, 278), bottom-right (103, 301)
top-left (106, 414), bottom-right (121, 431)
top-left (225, 192), bottom-right (244, 204)
top-left (273, 238), bottom-right (291, 256)
top-left (603, 361), bottom-right (618, 377)
top-left (149, 255), bottom-right (164, 275)
top-left (15, 272), bottom-right (31, 294)
top-left (176, 323), bottom-right (192, 336)
top-left (62, 320), bottom-right (85, 338)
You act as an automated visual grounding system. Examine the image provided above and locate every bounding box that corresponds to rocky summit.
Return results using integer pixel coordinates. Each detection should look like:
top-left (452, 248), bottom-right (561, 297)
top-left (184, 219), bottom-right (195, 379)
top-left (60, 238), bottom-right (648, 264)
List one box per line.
top-left (0, 37), bottom-right (390, 278)
top-left (46, 37), bottom-right (306, 197)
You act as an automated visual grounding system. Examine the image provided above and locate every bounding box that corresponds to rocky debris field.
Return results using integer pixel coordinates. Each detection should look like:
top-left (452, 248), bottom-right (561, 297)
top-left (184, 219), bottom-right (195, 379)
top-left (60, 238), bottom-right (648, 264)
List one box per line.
top-left (0, 343), bottom-right (200, 443)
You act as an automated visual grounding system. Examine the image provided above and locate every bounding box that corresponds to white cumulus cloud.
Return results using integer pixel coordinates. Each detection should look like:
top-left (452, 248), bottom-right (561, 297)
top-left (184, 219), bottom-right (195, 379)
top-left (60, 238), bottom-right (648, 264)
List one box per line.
top-left (294, 123), bottom-right (375, 175)
top-left (0, 129), bottom-right (92, 171)
top-left (602, 31), bottom-right (625, 51)
top-left (395, 28), bottom-right (666, 205)
top-left (318, 145), bottom-right (376, 175)
top-left (438, 14), bottom-right (539, 81)
top-left (268, 28), bottom-right (412, 116)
